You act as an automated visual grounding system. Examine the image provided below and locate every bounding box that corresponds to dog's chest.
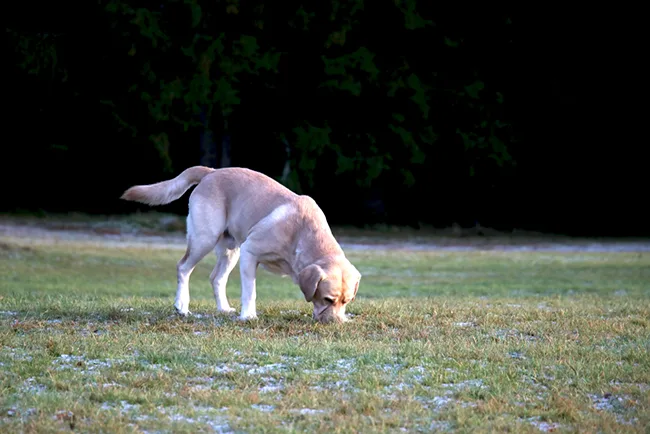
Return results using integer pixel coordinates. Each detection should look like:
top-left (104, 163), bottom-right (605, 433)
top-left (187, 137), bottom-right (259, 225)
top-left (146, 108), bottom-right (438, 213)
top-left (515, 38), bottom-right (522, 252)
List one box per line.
top-left (259, 256), bottom-right (292, 276)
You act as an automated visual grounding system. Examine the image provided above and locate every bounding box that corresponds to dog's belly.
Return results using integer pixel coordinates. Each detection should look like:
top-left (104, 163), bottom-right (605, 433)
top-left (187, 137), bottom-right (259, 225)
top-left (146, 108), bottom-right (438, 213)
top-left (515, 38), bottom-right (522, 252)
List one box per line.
top-left (259, 259), bottom-right (292, 276)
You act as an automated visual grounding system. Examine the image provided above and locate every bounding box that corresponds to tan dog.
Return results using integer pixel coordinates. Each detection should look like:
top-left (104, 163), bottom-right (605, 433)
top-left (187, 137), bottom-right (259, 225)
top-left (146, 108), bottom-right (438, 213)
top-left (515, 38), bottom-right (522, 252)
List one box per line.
top-left (121, 166), bottom-right (361, 323)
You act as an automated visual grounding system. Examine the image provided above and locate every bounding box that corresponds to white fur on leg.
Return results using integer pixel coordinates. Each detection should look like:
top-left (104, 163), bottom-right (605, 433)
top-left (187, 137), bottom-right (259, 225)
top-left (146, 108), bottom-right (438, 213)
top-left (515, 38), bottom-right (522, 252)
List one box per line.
top-left (174, 275), bottom-right (191, 316)
top-left (238, 249), bottom-right (258, 321)
top-left (210, 245), bottom-right (240, 315)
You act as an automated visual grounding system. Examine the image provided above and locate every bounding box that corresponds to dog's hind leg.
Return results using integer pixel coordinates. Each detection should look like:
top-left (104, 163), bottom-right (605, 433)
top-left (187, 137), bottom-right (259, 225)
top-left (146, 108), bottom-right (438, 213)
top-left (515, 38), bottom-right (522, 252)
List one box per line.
top-left (210, 234), bottom-right (240, 314)
top-left (238, 244), bottom-right (259, 321)
top-left (174, 209), bottom-right (221, 316)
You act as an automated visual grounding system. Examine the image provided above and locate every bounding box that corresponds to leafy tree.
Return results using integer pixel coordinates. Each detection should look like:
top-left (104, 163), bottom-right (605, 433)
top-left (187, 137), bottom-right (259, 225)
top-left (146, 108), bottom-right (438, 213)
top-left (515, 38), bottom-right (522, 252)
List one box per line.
top-left (104, 0), bottom-right (281, 172)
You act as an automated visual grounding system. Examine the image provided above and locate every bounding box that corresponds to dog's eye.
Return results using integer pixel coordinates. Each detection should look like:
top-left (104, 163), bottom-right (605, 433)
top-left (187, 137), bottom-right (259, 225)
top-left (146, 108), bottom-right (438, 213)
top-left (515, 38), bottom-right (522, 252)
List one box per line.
top-left (324, 297), bottom-right (335, 304)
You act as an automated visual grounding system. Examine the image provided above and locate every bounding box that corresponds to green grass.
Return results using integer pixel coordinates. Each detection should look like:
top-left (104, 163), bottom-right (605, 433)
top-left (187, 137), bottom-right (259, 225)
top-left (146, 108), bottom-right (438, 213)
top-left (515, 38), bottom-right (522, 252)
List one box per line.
top-left (1, 222), bottom-right (649, 433)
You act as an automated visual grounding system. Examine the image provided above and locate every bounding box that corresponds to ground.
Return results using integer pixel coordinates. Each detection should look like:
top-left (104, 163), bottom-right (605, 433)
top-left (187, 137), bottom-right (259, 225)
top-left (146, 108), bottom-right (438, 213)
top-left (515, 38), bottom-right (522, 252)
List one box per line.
top-left (1, 213), bottom-right (649, 433)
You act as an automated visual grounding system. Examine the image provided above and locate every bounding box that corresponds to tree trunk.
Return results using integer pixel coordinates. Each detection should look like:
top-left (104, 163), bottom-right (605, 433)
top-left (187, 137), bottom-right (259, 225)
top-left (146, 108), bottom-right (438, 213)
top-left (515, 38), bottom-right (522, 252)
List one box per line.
top-left (199, 106), bottom-right (218, 168)
top-left (220, 133), bottom-right (231, 167)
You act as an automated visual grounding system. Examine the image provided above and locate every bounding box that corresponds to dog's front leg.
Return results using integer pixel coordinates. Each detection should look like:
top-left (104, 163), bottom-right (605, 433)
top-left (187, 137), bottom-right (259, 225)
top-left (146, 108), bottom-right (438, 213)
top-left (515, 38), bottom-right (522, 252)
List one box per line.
top-left (238, 249), bottom-right (259, 321)
top-left (174, 252), bottom-right (193, 316)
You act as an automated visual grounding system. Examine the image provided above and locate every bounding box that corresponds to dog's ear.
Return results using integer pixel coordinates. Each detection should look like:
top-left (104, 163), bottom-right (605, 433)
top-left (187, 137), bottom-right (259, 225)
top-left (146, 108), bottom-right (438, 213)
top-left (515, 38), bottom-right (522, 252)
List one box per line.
top-left (298, 264), bottom-right (326, 302)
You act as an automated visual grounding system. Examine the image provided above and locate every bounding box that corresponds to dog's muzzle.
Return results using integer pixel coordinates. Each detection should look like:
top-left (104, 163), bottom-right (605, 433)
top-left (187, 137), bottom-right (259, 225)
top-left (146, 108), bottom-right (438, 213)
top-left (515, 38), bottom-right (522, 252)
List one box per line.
top-left (313, 306), bottom-right (347, 324)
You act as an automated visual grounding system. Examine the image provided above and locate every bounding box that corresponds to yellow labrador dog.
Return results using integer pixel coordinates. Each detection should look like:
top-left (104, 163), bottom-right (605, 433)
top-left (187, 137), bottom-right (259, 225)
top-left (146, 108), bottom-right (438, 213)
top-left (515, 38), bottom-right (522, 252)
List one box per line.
top-left (121, 166), bottom-right (361, 323)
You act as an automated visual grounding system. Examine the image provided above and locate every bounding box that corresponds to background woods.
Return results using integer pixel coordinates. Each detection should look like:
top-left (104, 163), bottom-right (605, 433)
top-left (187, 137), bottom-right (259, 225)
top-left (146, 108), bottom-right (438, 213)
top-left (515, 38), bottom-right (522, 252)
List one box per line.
top-left (4, 1), bottom-right (643, 236)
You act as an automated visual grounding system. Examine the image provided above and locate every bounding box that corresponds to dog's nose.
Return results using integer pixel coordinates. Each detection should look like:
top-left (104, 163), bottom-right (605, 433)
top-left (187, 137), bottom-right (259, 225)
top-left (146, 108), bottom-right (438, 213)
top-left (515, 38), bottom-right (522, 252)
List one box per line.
top-left (315, 314), bottom-right (344, 324)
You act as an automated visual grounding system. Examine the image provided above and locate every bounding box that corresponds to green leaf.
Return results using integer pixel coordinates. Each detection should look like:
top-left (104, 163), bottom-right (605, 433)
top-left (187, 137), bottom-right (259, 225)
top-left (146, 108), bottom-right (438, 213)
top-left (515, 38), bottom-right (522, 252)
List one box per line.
top-left (323, 55), bottom-right (347, 76)
top-left (212, 77), bottom-right (240, 109)
top-left (352, 47), bottom-right (380, 82)
top-left (399, 0), bottom-right (433, 30)
top-left (444, 37), bottom-right (459, 47)
top-left (185, 0), bottom-right (202, 28)
top-left (401, 169), bottom-right (416, 186)
top-left (392, 113), bottom-right (405, 122)
top-left (238, 35), bottom-right (259, 58)
top-left (465, 80), bottom-right (484, 99)
top-left (336, 154), bottom-right (355, 174)
top-left (181, 44), bottom-right (195, 60)
top-left (410, 147), bottom-right (425, 164)
top-left (256, 51), bottom-right (281, 72)
top-left (295, 7), bottom-right (315, 30)
top-left (387, 78), bottom-right (405, 97)
top-left (419, 126), bottom-right (437, 145)
top-left (406, 73), bottom-right (430, 119)
top-left (339, 78), bottom-right (362, 95)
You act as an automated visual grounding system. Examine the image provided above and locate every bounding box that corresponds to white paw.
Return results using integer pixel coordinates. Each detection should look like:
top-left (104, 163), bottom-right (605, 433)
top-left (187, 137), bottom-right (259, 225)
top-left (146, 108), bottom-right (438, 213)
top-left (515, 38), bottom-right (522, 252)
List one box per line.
top-left (217, 307), bottom-right (236, 315)
top-left (237, 312), bottom-right (258, 322)
top-left (174, 301), bottom-right (191, 316)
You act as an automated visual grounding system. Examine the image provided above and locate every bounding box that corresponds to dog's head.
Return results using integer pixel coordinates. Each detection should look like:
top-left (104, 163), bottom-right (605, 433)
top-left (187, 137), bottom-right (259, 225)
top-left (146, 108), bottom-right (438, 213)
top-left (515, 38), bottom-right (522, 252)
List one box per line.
top-left (298, 256), bottom-right (361, 324)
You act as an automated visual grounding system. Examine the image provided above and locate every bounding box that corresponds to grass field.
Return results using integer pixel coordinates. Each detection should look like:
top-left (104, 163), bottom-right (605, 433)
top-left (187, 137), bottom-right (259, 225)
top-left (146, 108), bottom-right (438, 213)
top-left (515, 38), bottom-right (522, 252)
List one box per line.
top-left (1, 214), bottom-right (649, 433)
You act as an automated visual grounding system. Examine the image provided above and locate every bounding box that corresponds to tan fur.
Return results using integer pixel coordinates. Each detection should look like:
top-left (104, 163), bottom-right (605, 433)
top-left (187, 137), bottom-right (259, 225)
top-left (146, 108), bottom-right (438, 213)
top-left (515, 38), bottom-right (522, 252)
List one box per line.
top-left (121, 166), bottom-right (215, 205)
top-left (121, 166), bottom-right (361, 323)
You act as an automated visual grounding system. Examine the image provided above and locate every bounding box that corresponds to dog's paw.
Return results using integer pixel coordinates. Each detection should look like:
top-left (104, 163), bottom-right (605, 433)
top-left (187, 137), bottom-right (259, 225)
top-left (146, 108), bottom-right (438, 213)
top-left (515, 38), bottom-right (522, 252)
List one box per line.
top-left (237, 313), bottom-right (258, 322)
top-left (174, 306), bottom-right (192, 317)
top-left (217, 307), bottom-right (237, 315)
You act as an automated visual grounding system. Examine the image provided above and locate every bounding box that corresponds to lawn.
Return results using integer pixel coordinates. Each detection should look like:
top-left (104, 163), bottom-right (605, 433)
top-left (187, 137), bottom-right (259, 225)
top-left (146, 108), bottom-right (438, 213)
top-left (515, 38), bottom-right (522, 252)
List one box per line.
top-left (1, 215), bottom-right (649, 433)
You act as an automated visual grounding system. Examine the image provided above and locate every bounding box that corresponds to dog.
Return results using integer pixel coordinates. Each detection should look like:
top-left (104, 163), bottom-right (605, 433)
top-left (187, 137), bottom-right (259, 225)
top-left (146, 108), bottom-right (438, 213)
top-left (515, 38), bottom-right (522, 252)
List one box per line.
top-left (120, 166), bottom-right (361, 323)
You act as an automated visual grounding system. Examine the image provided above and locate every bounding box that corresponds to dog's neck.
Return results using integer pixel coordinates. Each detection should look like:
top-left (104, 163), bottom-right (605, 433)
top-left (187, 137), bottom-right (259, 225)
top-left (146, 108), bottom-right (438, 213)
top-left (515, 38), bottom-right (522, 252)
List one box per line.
top-left (292, 225), bottom-right (345, 276)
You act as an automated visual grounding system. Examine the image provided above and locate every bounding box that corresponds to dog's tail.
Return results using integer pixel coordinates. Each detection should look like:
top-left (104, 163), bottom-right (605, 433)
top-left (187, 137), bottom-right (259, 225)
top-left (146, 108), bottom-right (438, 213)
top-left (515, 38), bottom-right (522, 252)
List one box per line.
top-left (120, 166), bottom-right (215, 206)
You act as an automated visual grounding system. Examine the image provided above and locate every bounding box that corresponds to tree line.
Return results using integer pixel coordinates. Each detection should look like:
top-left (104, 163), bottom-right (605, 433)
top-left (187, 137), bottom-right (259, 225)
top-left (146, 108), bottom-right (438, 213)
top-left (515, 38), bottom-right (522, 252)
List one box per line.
top-left (8, 2), bottom-right (632, 236)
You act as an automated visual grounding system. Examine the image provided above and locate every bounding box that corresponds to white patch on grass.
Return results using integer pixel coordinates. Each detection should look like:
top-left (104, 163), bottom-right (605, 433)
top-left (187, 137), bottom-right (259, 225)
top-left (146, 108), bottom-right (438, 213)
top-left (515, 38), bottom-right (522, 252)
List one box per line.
top-left (453, 322), bottom-right (475, 327)
top-left (197, 362), bottom-right (254, 373)
top-left (0, 311), bottom-right (18, 316)
top-left (280, 310), bottom-right (301, 315)
top-left (248, 363), bottom-right (287, 375)
top-left (380, 363), bottom-right (402, 375)
top-left (53, 354), bottom-right (120, 374)
top-left (141, 361), bottom-right (173, 372)
top-left (525, 416), bottom-right (563, 432)
top-left (291, 408), bottom-right (327, 415)
top-left (53, 410), bottom-right (74, 421)
top-left (442, 379), bottom-right (486, 391)
top-left (334, 358), bottom-right (356, 371)
top-left (304, 358), bottom-right (356, 376)
top-left (609, 381), bottom-right (650, 392)
top-left (101, 400), bottom-right (141, 413)
top-left (101, 402), bottom-right (233, 433)
top-left (393, 382), bottom-right (412, 392)
top-left (415, 395), bottom-right (454, 410)
top-left (310, 379), bottom-right (356, 393)
top-left (428, 420), bottom-right (453, 431)
top-left (589, 393), bottom-right (624, 411)
top-left (588, 393), bottom-right (639, 425)
top-left (4, 407), bottom-right (37, 421)
top-left (1, 346), bottom-right (33, 362)
top-left (493, 329), bottom-right (538, 342)
top-left (20, 377), bottom-right (47, 394)
top-left (258, 377), bottom-right (284, 393)
top-left (509, 351), bottom-right (527, 360)
top-left (251, 404), bottom-right (275, 412)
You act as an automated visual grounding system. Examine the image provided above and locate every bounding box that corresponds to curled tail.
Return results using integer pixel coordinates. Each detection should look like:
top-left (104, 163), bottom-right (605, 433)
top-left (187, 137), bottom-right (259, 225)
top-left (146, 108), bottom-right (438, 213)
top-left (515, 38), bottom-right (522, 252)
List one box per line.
top-left (121, 166), bottom-right (215, 206)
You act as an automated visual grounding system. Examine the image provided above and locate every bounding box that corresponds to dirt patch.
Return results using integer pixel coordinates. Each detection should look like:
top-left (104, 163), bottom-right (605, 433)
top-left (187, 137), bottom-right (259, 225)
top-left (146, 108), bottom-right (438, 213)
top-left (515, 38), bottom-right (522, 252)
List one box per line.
top-left (2, 219), bottom-right (650, 252)
top-left (0, 240), bottom-right (35, 254)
